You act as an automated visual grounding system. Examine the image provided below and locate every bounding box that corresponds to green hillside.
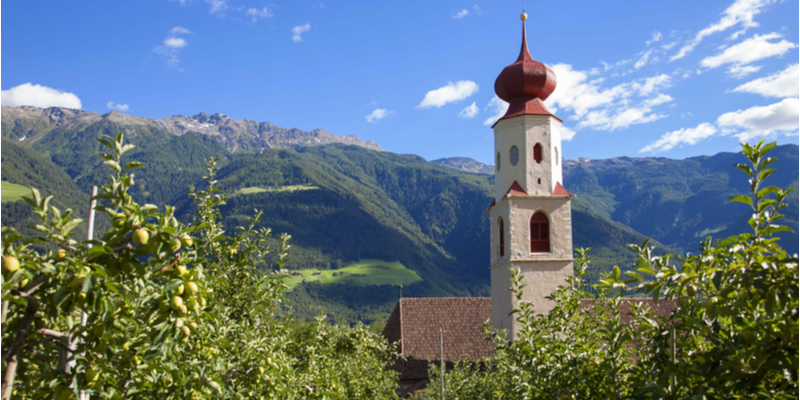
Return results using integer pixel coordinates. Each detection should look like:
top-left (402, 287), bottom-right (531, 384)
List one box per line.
top-left (2, 113), bottom-right (797, 325)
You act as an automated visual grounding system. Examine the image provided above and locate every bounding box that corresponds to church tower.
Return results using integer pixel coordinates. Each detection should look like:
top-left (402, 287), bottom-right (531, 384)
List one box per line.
top-left (489, 13), bottom-right (574, 339)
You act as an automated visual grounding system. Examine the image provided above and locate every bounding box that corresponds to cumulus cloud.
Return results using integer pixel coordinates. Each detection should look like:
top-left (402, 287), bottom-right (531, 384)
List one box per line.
top-left (292, 23), bottom-right (311, 42)
top-left (453, 9), bottom-right (469, 19)
top-left (639, 123), bottom-right (718, 153)
top-left (634, 49), bottom-right (653, 69)
top-left (1, 83), bottom-right (82, 109)
top-left (164, 37), bottom-right (187, 48)
top-left (106, 101), bottom-right (129, 112)
top-left (717, 98), bottom-right (799, 140)
top-left (700, 33), bottom-right (796, 76)
top-left (206, 0), bottom-right (227, 14)
top-left (365, 108), bottom-right (390, 123)
top-left (561, 126), bottom-right (576, 141)
top-left (670, 0), bottom-right (777, 61)
top-left (646, 31), bottom-right (663, 46)
top-left (733, 64), bottom-right (799, 97)
top-left (482, 96), bottom-right (509, 126)
top-left (727, 64), bottom-right (763, 78)
top-left (418, 80), bottom-right (478, 109)
top-left (246, 7), bottom-right (274, 22)
top-left (459, 102), bottom-right (479, 119)
top-left (171, 27), bottom-right (193, 34)
top-left (156, 27), bottom-right (192, 70)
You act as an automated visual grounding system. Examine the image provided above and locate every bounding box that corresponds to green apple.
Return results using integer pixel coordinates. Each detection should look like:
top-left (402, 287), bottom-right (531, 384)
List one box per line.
top-left (2, 256), bottom-right (20, 273)
top-left (132, 229), bottom-right (149, 246)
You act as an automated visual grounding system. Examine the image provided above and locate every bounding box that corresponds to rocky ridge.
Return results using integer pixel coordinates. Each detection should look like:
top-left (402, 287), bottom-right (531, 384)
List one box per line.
top-left (1, 106), bottom-right (383, 152)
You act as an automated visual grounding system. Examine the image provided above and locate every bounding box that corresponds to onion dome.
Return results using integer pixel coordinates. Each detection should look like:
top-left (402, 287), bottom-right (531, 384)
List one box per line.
top-left (493, 13), bottom-right (559, 125)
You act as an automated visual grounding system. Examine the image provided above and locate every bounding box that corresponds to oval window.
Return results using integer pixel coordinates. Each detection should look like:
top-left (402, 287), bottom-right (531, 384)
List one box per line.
top-left (510, 146), bottom-right (519, 166)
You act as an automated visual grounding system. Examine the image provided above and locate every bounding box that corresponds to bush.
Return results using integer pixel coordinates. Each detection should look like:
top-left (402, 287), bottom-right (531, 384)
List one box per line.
top-left (426, 141), bottom-right (798, 399)
top-left (1, 133), bottom-right (398, 399)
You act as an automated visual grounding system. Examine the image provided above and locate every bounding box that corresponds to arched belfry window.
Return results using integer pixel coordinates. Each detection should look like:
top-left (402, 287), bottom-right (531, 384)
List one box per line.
top-left (534, 143), bottom-right (543, 164)
top-left (498, 217), bottom-right (505, 257)
top-left (530, 212), bottom-right (550, 253)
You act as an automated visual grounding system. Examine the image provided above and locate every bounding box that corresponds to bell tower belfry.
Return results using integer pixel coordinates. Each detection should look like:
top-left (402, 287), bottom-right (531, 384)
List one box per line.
top-left (489, 13), bottom-right (574, 339)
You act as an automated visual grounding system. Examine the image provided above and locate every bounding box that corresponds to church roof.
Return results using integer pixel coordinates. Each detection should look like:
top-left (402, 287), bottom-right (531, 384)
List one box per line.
top-left (506, 180), bottom-right (528, 196)
top-left (493, 14), bottom-right (559, 126)
top-left (553, 182), bottom-right (571, 196)
top-left (382, 297), bottom-right (677, 382)
top-left (382, 297), bottom-right (493, 381)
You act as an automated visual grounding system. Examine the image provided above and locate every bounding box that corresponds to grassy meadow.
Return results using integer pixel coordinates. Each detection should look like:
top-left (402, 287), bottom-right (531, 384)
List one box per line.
top-left (283, 259), bottom-right (422, 290)
top-left (235, 185), bottom-right (319, 196)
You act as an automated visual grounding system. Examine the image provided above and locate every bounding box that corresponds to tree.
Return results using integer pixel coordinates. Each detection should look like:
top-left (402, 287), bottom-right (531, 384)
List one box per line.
top-left (2, 133), bottom-right (398, 399)
top-left (426, 141), bottom-right (798, 399)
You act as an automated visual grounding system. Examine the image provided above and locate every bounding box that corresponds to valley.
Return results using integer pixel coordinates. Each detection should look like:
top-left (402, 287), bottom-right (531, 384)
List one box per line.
top-left (2, 105), bottom-right (797, 326)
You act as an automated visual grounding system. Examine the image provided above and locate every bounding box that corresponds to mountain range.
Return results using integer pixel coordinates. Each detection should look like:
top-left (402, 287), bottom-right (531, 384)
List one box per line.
top-left (2, 105), bottom-right (797, 325)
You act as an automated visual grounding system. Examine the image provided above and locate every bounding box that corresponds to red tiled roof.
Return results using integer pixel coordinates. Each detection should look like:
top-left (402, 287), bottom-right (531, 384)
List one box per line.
top-left (383, 297), bottom-right (493, 380)
top-left (506, 180), bottom-right (527, 196)
top-left (553, 182), bottom-right (571, 196)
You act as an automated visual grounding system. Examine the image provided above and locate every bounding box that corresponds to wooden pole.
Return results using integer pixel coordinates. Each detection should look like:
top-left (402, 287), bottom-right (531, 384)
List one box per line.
top-left (440, 328), bottom-right (445, 399)
top-left (79, 186), bottom-right (98, 400)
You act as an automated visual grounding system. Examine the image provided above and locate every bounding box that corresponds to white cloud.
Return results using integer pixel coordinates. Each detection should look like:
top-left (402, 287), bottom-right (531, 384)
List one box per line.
top-left (727, 64), bottom-right (763, 78)
top-left (1, 83), bottom-right (82, 109)
top-left (661, 41), bottom-right (678, 51)
top-left (646, 31), bottom-right (663, 46)
top-left (577, 106), bottom-right (667, 131)
top-left (634, 49), bottom-right (653, 69)
top-left (418, 80), bottom-right (479, 109)
top-left (631, 74), bottom-right (673, 96)
top-left (458, 102), bottom-right (479, 119)
top-left (171, 27), bottom-right (193, 34)
top-left (312, 2), bottom-right (325, 9)
top-left (366, 108), bottom-right (390, 123)
top-left (561, 126), bottom-right (576, 141)
top-left (483, 96), bottom-right (509, 126)
top-left (639, 122), bottom-right (718, 153)
top-left (292, 23), bottom-right (311, 42)
top-left (169, 0), bottom-right (188, 5)
top-left (246, 7), bottom-right (274, 21)
top-left (106, 101), bottom-right (129, 112)
top-left (670, 0), bottom-right (777, 61)
top-left (700, 33), bottom-right (796, 74)
top-left (733, 64), bottom-right (799, 97)
top-left (453, 9), bottom-right (469, 19)
top-left (642, 94), bottom-right (675, 107)
top-left (206, 0), bottom-right (227, 14)
top-left (717, 97), bottom-right (799, 140)
top-left (473, 4), bottom-right (482, 15)
top-left (164, 37), bottom-right (187, 48)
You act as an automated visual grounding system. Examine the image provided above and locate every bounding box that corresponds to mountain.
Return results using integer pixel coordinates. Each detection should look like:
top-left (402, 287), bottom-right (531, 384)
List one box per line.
top-left (430, 157), bottom-right (494, 175)
top-left (2, 105), bottom-right (797, 324)
top-left (1, 106), bottom-right (382, 153)
top-left (563, 145), bottom-right (799, 255)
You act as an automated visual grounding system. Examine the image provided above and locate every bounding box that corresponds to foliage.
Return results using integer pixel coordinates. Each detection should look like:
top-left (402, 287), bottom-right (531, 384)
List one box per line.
top-left (1, 133), bottom-right (398, 399)
top-left (427, 141), bottom-right (798, 399)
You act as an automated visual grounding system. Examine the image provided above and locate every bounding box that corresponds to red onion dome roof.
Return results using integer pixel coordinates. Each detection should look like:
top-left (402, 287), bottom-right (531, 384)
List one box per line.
top-left (494, 17), bottom-right (557, 104)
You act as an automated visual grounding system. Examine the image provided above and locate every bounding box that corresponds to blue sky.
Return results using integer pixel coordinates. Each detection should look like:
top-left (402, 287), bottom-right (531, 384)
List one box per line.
top-left (2, 0), bottom-right (798, 164)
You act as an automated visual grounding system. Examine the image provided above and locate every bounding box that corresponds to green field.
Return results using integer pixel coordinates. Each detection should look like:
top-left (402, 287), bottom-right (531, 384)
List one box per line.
top-left (1, 182), bottom-right (32, 203)
top-left (235, 185), bottom-right (319, 196)
top-left (283, 259), bottom-right (422, 290)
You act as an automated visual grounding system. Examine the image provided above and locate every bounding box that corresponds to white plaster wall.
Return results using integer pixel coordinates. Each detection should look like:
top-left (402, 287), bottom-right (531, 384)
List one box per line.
top-left (489, 200), bottom-right (511, 266)
top-left (508, 197), bottom-right (573, 260)
top-left (490, 265), bottom-right (515, 339)
top-left (494, 115), bottom-right (564, 200)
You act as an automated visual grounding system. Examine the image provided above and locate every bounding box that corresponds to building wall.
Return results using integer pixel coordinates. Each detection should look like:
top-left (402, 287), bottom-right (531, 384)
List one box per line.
top-left (493, 115), bottom-right (564, 201)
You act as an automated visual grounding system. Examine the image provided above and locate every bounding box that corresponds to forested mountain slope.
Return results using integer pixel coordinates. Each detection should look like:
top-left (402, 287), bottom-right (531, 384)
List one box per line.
top-left (2, 105), bottom-right (796, 324)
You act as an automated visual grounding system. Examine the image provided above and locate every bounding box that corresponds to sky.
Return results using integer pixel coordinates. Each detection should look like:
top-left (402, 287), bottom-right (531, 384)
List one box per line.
top-left (1, 0), bottom-right (798, 165)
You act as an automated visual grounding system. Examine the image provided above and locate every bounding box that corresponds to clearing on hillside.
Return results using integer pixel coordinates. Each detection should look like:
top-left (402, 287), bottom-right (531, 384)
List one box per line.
top-left (1, 182), bottom-right (32, 203)
top-left (283, 259), bottom-right (422, 290)
top-left (235, 185), bottom-right (319, 196)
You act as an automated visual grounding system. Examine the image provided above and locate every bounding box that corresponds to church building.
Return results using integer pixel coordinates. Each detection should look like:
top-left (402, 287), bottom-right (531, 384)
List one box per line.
top-left (382, 13), bottom-right (673, 397)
